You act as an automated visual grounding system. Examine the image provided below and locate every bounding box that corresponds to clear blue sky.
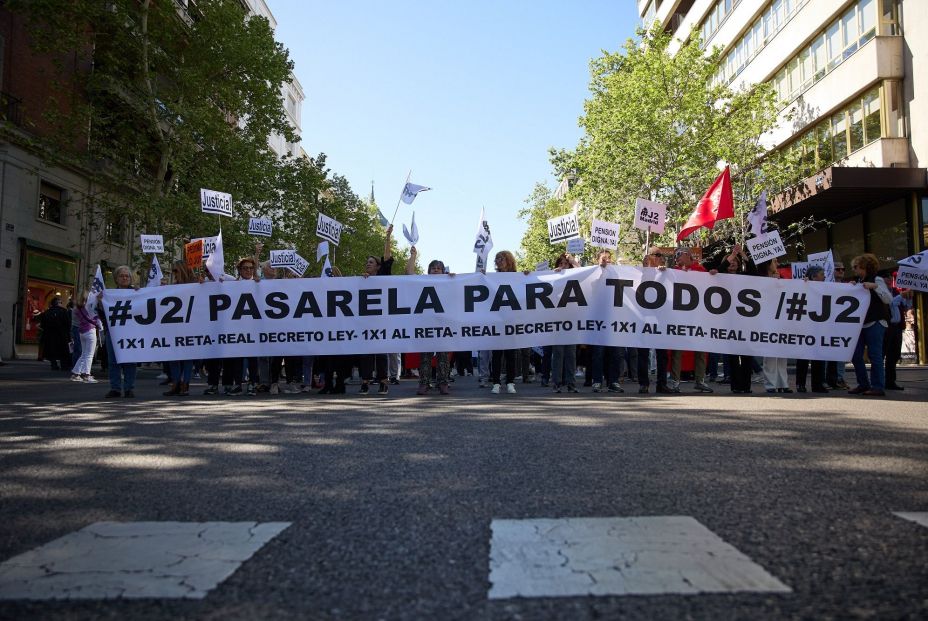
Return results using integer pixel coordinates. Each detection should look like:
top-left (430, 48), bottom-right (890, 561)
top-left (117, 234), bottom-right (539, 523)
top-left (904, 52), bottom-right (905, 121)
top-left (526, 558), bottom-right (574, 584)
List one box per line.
top-left (271, 1), bottom-right (640, 272)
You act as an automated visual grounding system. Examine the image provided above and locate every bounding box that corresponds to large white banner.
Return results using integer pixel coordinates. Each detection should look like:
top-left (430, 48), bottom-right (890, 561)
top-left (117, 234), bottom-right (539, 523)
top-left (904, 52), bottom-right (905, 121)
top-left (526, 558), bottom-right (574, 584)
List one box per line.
top-left (102, 267), bottom-right (870, 364)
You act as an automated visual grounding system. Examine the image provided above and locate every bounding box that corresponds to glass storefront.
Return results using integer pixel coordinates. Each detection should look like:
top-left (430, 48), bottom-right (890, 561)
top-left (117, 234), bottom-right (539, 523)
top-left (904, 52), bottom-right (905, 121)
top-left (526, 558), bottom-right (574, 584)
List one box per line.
top-left (20, 246), bottom-right (78, 345)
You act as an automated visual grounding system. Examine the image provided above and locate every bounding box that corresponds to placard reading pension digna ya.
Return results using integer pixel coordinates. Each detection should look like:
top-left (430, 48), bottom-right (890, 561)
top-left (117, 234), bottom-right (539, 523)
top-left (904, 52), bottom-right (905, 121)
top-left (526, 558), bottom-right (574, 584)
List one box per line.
top-left (200, 188), bottom-right (233, 217)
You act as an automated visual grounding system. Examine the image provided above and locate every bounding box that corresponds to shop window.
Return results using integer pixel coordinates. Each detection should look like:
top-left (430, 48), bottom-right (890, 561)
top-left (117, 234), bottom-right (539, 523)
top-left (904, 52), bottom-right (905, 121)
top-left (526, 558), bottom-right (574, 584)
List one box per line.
top-left (831, 213), bottom-right (865, 267)
top-left (866, 199), bottom-right (908, 267)
top-left (38, 182), bottom-right (65, 225)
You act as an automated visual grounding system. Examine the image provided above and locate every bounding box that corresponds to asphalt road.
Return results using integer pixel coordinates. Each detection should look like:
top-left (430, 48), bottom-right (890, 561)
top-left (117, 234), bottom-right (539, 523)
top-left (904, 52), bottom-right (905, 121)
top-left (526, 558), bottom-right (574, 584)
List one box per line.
top-left (0, 361), bottom-right (926, 620)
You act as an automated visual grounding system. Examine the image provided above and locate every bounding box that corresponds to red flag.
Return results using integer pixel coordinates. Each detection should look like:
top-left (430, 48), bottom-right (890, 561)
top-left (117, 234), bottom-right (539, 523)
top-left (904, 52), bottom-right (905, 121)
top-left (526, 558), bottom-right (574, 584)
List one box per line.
top-left (676, 166), bottom-right (734, 241)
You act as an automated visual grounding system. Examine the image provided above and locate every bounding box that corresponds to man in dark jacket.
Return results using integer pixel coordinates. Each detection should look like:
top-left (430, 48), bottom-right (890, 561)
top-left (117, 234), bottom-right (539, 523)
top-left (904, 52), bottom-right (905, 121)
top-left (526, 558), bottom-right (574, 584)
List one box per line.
top-left (38, 297), bottom-right (71, 370)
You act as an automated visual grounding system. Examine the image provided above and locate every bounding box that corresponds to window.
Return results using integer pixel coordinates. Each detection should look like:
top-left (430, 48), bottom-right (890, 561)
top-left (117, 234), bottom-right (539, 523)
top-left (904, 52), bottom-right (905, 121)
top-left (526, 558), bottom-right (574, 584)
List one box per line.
top-left (866, 199), bottom-right (908, 266)
top-left (862, 90), bottom-right (881, 143)
top-left (832, 111), bottom-right (848, 161)
top-left (859, 0), bottom-right (876, 40)
top-left (832, 214), bottom-right (865, 267)
top-left (104, 214), bottom-right (127, 245)
top-left (38, 182), bottom-right (64, 225)
top-left (810, 33), bottom-right (826, 81)
top-left (848, 102), bottom-right (864, 152)
top-left (815, 123), bottom-right (833, 167)
top-left (841, 5), bottom-right (859, 58)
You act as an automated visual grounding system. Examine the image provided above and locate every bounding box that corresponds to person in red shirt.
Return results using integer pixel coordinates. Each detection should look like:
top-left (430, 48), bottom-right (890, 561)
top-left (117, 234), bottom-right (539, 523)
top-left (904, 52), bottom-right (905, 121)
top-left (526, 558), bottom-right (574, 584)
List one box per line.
top-left (669, 248), bottom-right (713, 393)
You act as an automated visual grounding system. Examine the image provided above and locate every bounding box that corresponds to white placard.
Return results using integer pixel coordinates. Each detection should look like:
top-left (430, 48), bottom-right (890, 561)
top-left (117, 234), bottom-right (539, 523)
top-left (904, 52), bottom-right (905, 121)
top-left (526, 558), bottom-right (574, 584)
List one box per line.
top-left (589, 219), bottom-right (619, 250)
top-left (200, 188), bottom-right (233, 217)
top-left (791, 262), bottom-right (809, 280)
top-left (567, 238), bottom-right (586, 254)
top-left (535, 260), bottom-right (550, 271)
top-left (140, 235), bottom-right (164, 254)
top-left (747, 231), bottom-right (786, 264)
top-left (289, 253), bottom-right (309, 277)
top-left (547, 212), bottom-right (580, 243)
top-left (896, 265), bottom-right (928, 292)
top-left (317, 240), bottom-right (330, 262)
top-left (634, 198), bottom-right (667, 234)
top-left (191, 236), bottom-right (218, 259)
top-left (248, 217), bottom-right (273, 237)
top-left (269, 249), bottom-right (297, 268)
top-left (807, 250), bottom-right (835, 282)
top-left (316, 213), bottom-right (343, 246)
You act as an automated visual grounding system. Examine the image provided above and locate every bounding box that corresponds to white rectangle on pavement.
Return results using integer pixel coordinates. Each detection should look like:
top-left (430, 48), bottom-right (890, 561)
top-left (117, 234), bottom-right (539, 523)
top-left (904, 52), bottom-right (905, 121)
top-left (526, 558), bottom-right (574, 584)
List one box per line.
top-left (488, 516), bottom-right (791, 599)
top-left (893, 512), bottom-right (928, 529)
top-left (0, 521), bottom-right (290, 600)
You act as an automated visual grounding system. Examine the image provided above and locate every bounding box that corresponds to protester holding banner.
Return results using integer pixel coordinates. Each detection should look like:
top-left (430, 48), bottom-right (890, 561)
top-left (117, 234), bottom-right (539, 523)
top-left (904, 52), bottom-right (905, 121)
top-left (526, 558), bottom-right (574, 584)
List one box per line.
top-left (590, 250), bottom-right (625, 394)
top-left (849, 253), bottom-right (892, 397)
top-left (669, 248), bottom-right (713, 394)
top-left (755, 258), bottom-right (791, 394)
top-left (715, 252), bottom-right (754, 394)
top-left (795, 265), bottom-right (828, 394)
top-left (316, 266), bottom-right (353, 395)
top-left (359, 224), bottom-right (395, 395)
top-left (407, 246), bottom-right (453, 395)
top-left (637, 248), bottom-right (672, 394)
top-left (69, 290), bottom-right (102, 383)
top-left (550, 253), bottom-right (581, 393)
top-left (104, 266), bottom-right (139, 398)
top-left (164, 261), bottom-right (197, 397)
top-left (490, 250), bottom-right (520, 394)
top-left (236, 257), bottom-right (261, 396)
top-left (884, 289), bottom-right (914, 390)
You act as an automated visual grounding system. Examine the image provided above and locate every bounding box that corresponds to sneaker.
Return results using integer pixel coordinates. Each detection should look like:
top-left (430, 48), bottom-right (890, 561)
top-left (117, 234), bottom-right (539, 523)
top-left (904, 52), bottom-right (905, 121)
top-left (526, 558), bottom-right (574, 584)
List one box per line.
top-left (359, 383), bottom-right (369, 395)
top-left (491, 383), bottom-right (501, 394)
top-left (834, 378), bottom-right (849, 389)
top-left (270, 383), bottom-right (280, 395)
top-left (283, 383), bottom-right (300, 394)
top-left (638, 385), bottom-right (649, 394)
top-left (378, 382), bottom-right (389, 394)
top-left (123, 390), bottom-right (135, 398)
top-left (506, 383), bottom-right (516, 394)
top-left (300, 384), bottom-right (312, 393)
top-left (416, 384), bottom-right (429, 395)
top-left (83, 376), bottom-right (98, 383)
top-left (566, 385), bottom-right (579, 393)
top-left (203, 385), bottom-right (219, 395)
top-left (607, 383), bottom-right (624, 393)
top-left (478, 380), bottom-right (488, 388)
top-left (438, 383), bottom-right (450, 395)
top-left (193, 372), bottom-right (201, 380)
top-left (389, 377), bottom-right (400, 385)
top-left (246, 383), bottom-right (257, 396)
top-left (592, 382), bottom-right (602, 393)
top-left (105, 389), bottom-right (122, 398)
top-left (70, 374), bottom-right (83, 382)
top-left (552, 384), bottom-right (562, 393)
top-left (156, 373), bottom-right (168, 380)
top-left (751, 373), bottom-right (764, 384)
top-left (693, 382), bottom-right (714, 393)
top-left (716, 375), bottom-right (730, 384)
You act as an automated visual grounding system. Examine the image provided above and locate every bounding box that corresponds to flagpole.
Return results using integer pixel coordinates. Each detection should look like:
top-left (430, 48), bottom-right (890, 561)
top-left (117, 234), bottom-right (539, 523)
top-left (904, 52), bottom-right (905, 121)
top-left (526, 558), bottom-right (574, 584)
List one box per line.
top-left (390, 170), bottom-right (412, 225)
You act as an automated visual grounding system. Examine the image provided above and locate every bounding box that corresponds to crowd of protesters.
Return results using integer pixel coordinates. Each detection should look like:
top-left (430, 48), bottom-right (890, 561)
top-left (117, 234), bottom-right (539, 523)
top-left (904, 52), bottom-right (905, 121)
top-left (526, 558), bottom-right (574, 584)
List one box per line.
top-left (30, 224), bottom-right (918, 399)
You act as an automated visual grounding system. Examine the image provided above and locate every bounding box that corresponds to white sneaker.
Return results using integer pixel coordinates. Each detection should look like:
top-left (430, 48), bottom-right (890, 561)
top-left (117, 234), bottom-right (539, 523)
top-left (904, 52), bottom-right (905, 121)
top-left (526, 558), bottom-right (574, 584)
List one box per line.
top-left (506, 383), bottom-right (516, 394)
top-left (70, 374), bottom-right (83, 382)
top-left (283, 382), bottom-right (300, 394)
top-left (156, 373), bottom-right (168, 380)
top-left (83, 376), bottom-right (98, 383)
top-left (491, 383), bottom-right (501, 394)
top-left (270, 383), bottom-right (280, 394)
top-left (592, 382), bottom-right (602, 393)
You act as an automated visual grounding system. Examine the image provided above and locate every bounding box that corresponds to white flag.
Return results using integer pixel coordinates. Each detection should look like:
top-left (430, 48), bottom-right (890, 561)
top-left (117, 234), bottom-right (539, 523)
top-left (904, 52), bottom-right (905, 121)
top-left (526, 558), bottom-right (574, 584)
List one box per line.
top-left (205, 231), bottom-right (225, 282)
top-left (472, 207), bottom-right (493, 273)
top-left (86, 264), bottom-right (105, 314)
top-left (400, 182), bottom-right (431, 205)
top-left (316, 240), bottom-right (330, 262)
top-left (145, 256), bottom-right (163, 288)
top-left (747, 191), bottom-right (768, 236)
top-left (403, 211), bottom-right (419, 244)
top-left (321, 256), bottom-right (334, 278)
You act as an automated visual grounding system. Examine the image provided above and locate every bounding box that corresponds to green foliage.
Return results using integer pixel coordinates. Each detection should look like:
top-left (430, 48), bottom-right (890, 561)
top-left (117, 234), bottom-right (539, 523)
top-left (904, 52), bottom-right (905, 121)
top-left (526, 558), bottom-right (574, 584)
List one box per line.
top-left (7, 0), bottom-right (385, 277)
top-left (532, 24), bottom-right (803, 263)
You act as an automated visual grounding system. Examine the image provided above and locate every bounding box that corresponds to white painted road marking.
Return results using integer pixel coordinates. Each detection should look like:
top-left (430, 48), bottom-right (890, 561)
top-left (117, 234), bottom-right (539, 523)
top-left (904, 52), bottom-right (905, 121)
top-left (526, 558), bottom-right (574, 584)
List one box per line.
top-left (0, 521), bottom-right (290, 600)
top-left (893, 512), bottom-right (928, 529)
top-left (488, 516), bottom-right (791, 599)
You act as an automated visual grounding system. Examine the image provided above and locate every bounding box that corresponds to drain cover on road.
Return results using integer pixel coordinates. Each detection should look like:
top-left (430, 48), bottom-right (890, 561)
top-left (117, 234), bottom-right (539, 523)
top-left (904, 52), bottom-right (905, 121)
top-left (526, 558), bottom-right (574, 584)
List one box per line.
top-left (0, 521), bottom-right (290, 600)
top-left (489, 516), bottom-right (791, 598)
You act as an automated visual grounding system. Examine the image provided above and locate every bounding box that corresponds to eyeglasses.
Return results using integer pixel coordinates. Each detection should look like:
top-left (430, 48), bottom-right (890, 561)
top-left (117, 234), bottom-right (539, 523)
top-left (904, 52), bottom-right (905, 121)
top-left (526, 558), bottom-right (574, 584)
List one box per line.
top-left (648, 253), bottom-right (663, 258)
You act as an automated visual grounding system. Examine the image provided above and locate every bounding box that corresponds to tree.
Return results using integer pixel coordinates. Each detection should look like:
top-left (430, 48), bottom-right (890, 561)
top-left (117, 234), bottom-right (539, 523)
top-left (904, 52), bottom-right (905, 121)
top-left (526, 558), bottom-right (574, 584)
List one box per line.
top-left (539, 25), bottom-right (804, 264)
top-left (517, 183), bottom-right (575, 270)
top-left (7, 0), bottom-right (385, 274)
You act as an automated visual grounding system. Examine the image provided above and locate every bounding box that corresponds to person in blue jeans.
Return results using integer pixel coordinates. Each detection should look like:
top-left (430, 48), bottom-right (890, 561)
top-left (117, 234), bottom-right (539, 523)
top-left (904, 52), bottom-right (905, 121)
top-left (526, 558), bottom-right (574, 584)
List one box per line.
top-left (849, 253), bottom-right (892, 397)
top-left (103, 265), bottom-right (137, 398)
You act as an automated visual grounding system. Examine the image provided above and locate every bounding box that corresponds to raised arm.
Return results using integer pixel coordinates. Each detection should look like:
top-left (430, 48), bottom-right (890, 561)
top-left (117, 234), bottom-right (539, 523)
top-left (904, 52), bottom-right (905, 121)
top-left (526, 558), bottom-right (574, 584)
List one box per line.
top-left (383, 224), bottom-right (393, 262)
top-left (406, 245), bottom-right (417, 275)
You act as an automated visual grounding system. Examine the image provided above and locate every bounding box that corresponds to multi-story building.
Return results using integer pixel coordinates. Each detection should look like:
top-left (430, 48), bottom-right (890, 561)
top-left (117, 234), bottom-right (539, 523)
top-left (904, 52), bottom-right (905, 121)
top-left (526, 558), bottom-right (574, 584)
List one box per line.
top-left (0, 0), bottom-right (304, 360)
top-left (639, 0), bottom-right (926, 360)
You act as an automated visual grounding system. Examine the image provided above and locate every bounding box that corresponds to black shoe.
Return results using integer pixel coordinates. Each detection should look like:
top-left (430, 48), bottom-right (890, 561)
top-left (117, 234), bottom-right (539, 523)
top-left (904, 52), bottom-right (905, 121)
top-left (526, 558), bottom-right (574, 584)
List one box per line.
top-left (778, 388), bottom-right (793, 393)
top-left (378, 382), bottom-right (389, 395)
top-left (203, 385), bottom-right (219, 395)
top-left (656, 385), bottom-right (677, 394)
top-left (797, 385), bottom-right (807, 393)
top-left (318, 387), bottom-right (333, 395)
top-left (389, 377), bottom-right (400, 385)
top-left (812, 386), bottom-right (829, 393)
top-left (638, 386), bottom-right (649, 394)
top-left (226, 384), bottom-right (243, 396)
top-left (359, 383), bottom-right (370, 395)
top-left (105, 389), bottom-right (121, 398)
top-left (885, 384), bottom-right (905, 390)
top-left (123, 390), bottom-right (135, 398)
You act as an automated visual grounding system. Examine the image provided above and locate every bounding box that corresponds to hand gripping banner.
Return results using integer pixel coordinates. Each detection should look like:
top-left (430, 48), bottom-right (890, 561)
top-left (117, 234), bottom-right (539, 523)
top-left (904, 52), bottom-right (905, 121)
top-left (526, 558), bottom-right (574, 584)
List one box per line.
top-left (102, 266), bottom-right (870, 363)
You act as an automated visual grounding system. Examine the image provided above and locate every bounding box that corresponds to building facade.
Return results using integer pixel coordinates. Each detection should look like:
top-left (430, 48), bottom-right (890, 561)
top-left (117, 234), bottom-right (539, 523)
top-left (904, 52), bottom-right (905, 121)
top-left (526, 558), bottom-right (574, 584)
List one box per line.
top-left (639, 0), bottom-right (927, 361)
